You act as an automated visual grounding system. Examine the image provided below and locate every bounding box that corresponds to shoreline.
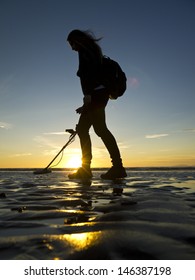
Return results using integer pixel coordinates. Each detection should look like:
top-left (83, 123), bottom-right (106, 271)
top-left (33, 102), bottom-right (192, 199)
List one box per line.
top-left (1, 166), bottom-right (195, 172)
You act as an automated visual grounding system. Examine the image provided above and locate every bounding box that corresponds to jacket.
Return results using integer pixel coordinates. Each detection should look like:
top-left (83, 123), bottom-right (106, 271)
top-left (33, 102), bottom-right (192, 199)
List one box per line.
top-left (77, 50), bottom-right (109, 107)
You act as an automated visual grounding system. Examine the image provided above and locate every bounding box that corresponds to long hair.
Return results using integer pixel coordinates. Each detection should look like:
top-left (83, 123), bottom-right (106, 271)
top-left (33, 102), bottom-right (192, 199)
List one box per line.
top-left (67, 29), bottom-right (103, 60)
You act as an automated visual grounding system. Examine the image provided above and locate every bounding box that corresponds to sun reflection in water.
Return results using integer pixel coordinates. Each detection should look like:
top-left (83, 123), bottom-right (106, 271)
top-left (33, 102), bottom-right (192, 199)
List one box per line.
top-left (61, 231), bottom-right (102, 250)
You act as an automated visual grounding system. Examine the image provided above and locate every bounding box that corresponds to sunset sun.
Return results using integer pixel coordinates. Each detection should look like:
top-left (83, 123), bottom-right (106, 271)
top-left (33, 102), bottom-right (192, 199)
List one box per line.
top-left (66, 155), bottom-right (81, 168)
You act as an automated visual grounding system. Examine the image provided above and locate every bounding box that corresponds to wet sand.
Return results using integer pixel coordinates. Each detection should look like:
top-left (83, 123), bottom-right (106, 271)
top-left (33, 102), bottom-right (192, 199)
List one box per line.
top-left (0, 168), bottom-right (195, 260)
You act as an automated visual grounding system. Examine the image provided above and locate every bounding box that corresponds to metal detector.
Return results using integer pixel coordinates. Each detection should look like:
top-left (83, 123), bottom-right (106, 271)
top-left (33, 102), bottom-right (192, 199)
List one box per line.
top-left (33, 129), bottom-right (77, 174)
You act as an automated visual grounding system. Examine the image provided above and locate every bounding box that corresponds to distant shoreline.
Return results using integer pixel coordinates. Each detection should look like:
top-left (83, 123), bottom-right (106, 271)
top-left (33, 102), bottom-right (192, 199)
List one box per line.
top-left (0, 167), bottom-right (195, 172)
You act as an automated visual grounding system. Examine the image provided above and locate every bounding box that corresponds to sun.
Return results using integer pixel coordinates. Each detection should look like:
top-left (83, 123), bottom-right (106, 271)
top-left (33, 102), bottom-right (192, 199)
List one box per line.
top-left (66, 155), bottom-right (81, 168)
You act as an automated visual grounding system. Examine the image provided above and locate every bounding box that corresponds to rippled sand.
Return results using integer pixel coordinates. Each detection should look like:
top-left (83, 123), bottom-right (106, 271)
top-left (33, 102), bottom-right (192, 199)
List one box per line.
top-left (0, 168), bottom-right (195, 259)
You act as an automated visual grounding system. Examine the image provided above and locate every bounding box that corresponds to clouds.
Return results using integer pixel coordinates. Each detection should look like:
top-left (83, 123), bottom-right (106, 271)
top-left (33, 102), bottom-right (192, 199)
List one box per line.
top-left (182, 128), bottom-right (195, 133)
top-left (43, 131), bottom-right (67, 135)
top-left (145, 128), bottom-right (195, 139)
top-left (33, 131), bottom-right (72, 157)
top-left (0, 121), bottom-right (12, 129)
top-left (34, 131), bottom-right (71, 148)
top-left (34, 135), bottom-right (59, 149)
top-left (145, 134), bottom-right (169, 139)
top-left (9, 153), bottom-right (32, 158)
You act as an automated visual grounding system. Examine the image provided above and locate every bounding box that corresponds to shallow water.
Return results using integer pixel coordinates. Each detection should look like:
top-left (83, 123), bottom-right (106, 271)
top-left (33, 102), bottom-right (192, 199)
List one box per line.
top-left (0, 168), bottom-right (195, 259)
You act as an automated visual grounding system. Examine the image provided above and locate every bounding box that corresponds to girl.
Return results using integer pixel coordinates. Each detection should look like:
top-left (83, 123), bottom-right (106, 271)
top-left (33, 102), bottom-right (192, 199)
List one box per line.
top-left (67, 29), bottom-right (126, 179)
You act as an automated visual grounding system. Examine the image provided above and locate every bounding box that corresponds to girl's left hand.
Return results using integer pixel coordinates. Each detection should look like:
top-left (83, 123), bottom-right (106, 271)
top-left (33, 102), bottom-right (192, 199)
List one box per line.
top-left (76, 106), bottom-right (84, 114)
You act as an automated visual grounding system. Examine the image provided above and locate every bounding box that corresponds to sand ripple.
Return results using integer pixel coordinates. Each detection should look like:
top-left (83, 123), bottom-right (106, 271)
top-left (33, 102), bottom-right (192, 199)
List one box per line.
top-left (0, 168), bottom-right (195, 259)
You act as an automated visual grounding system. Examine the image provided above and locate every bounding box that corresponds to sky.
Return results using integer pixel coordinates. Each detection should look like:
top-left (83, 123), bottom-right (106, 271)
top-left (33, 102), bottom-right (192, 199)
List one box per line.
top-left (0, 0), bottom-right (195, 168)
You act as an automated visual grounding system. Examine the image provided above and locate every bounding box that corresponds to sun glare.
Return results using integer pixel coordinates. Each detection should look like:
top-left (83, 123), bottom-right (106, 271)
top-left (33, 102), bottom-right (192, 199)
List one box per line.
top-left (61, 231), bottom-right (102, 250)
top-left (66, 155), bottom-right (81, 168)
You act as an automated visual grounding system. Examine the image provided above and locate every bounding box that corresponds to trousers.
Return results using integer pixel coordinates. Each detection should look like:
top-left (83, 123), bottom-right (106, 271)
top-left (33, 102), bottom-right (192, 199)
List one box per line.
top-left (76, 106), bottom-right (122, 167)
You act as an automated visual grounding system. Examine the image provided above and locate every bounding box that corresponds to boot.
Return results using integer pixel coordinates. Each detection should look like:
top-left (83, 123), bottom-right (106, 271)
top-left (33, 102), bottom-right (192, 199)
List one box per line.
top-left (101, 165), bottom-right (127, 180)
top-left (68, 166), bottom-right (92, 179)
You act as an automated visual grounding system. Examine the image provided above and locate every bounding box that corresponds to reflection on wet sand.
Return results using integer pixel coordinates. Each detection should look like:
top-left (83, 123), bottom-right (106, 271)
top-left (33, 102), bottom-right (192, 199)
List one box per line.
top-left (61, 231), bottom-right (102, 251)
top-left (0, 169), bottom-right (195, 259)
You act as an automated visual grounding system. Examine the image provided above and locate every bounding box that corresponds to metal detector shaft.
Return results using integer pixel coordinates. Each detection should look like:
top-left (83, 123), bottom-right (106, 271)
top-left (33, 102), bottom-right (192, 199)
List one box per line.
top-left (33, 130), bottom-right (77, 174)
top-left (45, 130), bottom-right (77, 170)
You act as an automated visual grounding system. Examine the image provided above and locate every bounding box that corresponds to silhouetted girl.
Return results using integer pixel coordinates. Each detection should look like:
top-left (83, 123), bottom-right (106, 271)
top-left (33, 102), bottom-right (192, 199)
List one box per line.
top-left (67, 29), bottom-right (126, 179)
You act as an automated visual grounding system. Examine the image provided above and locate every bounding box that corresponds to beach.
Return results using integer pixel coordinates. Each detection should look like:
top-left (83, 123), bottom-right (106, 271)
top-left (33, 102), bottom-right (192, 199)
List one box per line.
top-left (0, 168), bottom-right (195, 260)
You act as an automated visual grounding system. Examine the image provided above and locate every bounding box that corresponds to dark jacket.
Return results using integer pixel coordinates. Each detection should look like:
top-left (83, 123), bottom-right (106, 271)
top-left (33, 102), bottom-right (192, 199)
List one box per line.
top-left (77, 50), bottom-right (109, 108)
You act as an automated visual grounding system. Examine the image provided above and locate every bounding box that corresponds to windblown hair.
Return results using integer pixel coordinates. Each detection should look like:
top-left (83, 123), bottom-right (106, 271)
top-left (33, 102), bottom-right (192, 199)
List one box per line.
top-left (67, 29), bottom-right (103, 60)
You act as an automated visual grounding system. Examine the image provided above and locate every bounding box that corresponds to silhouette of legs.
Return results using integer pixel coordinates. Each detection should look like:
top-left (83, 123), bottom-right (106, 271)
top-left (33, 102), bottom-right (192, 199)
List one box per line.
top-left (69, 107), bottom-right (126, 179)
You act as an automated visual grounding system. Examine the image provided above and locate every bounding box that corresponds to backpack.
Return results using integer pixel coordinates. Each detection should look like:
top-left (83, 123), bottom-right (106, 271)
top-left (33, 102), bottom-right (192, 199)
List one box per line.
top-left (101, 56), bottom-right (127, 99)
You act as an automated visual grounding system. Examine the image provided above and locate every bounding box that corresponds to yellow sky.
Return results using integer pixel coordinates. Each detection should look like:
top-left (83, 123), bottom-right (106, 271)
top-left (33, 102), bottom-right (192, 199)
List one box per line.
top-left (1, 144), bottom-right (194, 168)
